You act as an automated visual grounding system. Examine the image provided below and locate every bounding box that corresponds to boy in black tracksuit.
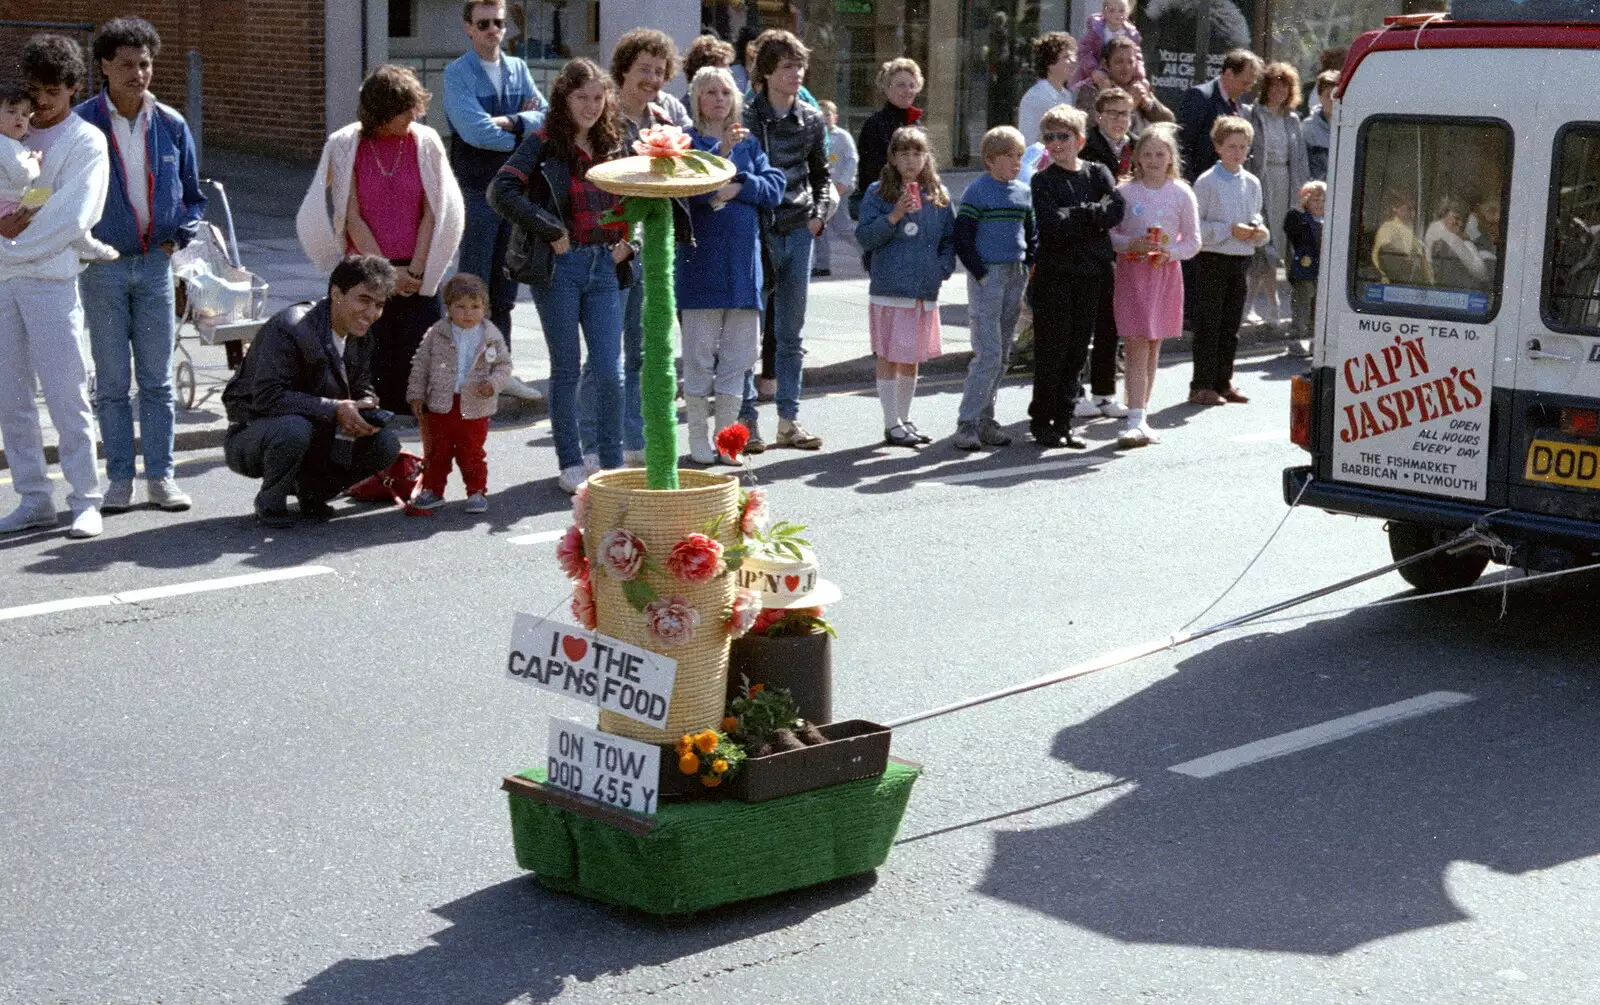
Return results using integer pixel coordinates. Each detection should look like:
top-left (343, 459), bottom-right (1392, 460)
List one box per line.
top-left (1028, 106), bottom-right (1125, 447)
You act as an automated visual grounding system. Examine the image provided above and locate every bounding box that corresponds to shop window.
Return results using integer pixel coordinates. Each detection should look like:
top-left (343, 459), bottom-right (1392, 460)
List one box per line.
top-left (1348, 116), bottom-right (1511, 321)
top-left (388, 0), bottom-right (413, 39)
top-left (1543, 125), bottom-right (1600, 333)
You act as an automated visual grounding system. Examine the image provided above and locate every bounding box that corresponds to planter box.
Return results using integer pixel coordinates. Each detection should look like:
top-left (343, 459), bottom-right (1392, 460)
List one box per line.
top-left (504, 759), bottom-right (920, 915)
top-left (728, 632), bottom-right (833, 724)
top-left (730, 719), bottom-right (891, 803)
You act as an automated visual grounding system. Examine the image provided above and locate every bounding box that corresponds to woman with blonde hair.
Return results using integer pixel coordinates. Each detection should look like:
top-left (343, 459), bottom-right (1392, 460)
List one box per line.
top-left (852, 56), bottom-right (924, 219)
top-left (298, 63), bottom-right (465, 412)
top-left (1245, 60), bottom-right (1309, 328)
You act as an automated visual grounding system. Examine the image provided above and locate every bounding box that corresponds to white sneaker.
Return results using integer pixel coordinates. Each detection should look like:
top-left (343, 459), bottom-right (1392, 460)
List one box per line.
top-left (101, 479), bottom-right (135, 513)
top-left (582, 454), bottom-right (601, 475)
top-left (1073, 398), bottom-right (1100, 419)
top-left (67, 508), bottom-right (103, 539)
top-left (623, 449), bottom-right (646, 467)
top-left (501, 376), bottom-right (544, 401)
top-left (1244, 310), bottom-right (1265, 326)
top-left (148, 476), bottom-right (192, 512)
top-left (1116, 425), bottom-right (1150, 449)
top-left (0, 501), bottom-right (57, 534)
top-left (1095, 396), bottom-right (1129, 419)
top-left (557, 465), bottom-right (588, 495)
top-left (1141, 422), bottom-right (1161, 444)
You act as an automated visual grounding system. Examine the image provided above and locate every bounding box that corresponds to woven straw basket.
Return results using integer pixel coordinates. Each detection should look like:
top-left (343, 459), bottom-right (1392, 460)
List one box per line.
top-left (587, 468), bottom-right (741, 743)
top-left (586, 154), bottom-right (735, 199)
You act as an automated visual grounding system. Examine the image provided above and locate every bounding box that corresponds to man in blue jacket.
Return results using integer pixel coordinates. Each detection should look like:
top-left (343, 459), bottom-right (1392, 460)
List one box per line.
top-left (77, 17), bottom-right (206, 515)
top-left (443, 0), bottom-right (547, 400)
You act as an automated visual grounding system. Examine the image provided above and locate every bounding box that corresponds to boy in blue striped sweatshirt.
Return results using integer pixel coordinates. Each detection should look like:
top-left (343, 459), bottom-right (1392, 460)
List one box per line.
top-left (952, 126), bottom-right (1036, 449)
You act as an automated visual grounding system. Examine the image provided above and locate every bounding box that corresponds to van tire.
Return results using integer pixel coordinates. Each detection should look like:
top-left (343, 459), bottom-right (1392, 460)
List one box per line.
top-left (1386, 521), bottom-right (1490, 593)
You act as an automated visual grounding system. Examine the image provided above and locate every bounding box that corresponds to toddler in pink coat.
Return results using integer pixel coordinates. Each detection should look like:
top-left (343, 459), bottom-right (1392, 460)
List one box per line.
top-left (1073, 0), bottom-right (1148, 90)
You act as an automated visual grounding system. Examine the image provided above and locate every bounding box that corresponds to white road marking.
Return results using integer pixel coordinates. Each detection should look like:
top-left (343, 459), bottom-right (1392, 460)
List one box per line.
top-left (923, 457), bottom-right (1100, 485)
top-left (507, 528), bottom-right (568, 546)
top-left (0, 565), bottom-right (335, 622)
top-left (1167, 690), bottom-right (1476, 779)
top-left (1229, 430), bottom-right (1290, 443)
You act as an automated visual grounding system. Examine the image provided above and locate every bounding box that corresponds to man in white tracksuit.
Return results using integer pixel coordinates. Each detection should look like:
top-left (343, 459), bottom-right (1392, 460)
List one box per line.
top-left (0, 34), bottom-right (108, 538)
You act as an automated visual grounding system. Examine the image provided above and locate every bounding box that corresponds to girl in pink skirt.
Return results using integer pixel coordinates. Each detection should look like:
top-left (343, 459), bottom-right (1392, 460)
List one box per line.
top-left (855, 127), bottom-right (957, 447)
top-left (1109, 124), bottom-right (1200, 448)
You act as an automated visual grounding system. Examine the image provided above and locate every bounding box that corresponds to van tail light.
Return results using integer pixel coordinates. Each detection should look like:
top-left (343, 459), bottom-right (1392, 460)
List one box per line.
top-left (1560, 407), bottom-right (1600, 439)
top-left (1290, 375), bottom-right (1313, 451)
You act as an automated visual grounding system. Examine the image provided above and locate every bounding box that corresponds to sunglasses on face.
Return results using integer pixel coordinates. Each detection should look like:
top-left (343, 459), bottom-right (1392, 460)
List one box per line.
top-left (475, 17), bottom-right (505, 30)
top-left (1042, 131), bottom-right (1077, 144)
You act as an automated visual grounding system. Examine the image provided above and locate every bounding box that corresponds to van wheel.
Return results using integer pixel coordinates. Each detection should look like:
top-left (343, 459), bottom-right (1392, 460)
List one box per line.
top-left (1386, 522), bottom-right (1489, 593)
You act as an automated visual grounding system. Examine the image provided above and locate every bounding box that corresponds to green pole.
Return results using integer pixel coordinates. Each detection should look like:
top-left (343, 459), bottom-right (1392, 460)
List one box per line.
top-left (639, 199), bottom-right (680, 491)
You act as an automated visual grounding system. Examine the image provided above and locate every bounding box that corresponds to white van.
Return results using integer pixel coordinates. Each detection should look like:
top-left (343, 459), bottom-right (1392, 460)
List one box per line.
top-left (1285, 10), bottom-right (1600, 590)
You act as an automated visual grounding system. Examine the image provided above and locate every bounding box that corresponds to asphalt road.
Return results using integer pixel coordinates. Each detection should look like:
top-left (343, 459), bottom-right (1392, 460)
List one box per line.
top-left (5, 353), bottom-right (1600, 1004)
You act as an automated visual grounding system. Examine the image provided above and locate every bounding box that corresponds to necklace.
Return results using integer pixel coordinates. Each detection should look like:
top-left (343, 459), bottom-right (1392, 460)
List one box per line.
top-left (368, 135), bottom-right (409, 178)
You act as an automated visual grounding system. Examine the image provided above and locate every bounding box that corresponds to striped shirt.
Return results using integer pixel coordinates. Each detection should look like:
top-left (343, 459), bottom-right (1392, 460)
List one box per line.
top-left (953, 173), bottom-right (1037, 279)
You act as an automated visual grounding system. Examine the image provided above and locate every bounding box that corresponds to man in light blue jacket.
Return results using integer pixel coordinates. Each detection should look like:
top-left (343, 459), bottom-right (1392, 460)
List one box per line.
top-left (77, 17), bottom-right (206, 515)
top-left (443, 1), bottom-right (546, 399)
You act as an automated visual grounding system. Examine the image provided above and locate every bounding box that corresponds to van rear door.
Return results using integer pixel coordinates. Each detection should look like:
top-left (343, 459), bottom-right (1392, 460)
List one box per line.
top-left (1510, 65), bottom-right (1600, 524)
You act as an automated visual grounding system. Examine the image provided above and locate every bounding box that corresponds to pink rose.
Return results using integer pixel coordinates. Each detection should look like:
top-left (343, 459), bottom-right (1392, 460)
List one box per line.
top-left (599, 528), bottom-right (646, 580)
top-left (740, 488), bottom-right (769, 538)
top-left (645, 595), bottom-right (700, 647)
top-left (666, 532), bottom-right (725, 584)
top-left (571, 575), bottom-right (597, 630)
top-left (633, 124), bottom-right (693, 159)
top-left (727, 588), bottom-right (762, 639)
top-left (555, 524), bottom-right (588, 581)
top-left (572, 483), bottom-right (589, 525)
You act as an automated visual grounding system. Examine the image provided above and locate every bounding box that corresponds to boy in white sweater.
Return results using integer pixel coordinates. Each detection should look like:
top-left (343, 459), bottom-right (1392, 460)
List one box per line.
top-left (0, 82), bottom-right (117, 262)
top-left (0, 38), bottom-right (110, 538)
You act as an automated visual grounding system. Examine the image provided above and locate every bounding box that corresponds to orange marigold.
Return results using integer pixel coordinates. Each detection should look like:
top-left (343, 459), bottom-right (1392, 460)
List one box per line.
top-left (694, 730), bottom-right (719, 754)
top-left (676, 735), bottom-right (692, 756)
top-left (721, 716), bottom-right (740, 733)
top-left (700, 774), bottom-right (723, 787)
top-left (712, 759), bottom-right (729, 774)
top-left (749, 683), bottom-right (764, 696)
top-left (678, 752), bottom-right (700, 775)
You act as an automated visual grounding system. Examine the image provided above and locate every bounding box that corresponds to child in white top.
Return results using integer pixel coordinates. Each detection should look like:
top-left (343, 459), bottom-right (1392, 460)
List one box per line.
top-left (1073, 0), bottom-right (1148, 91)
top-left (815, 99), bottom-right (857, 276)
top-left (0, 84), bottom-right (118, 261)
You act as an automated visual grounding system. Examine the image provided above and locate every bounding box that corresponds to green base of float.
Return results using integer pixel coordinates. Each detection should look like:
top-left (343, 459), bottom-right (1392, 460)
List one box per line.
top-left (503, 760), bottom-right (920, 916)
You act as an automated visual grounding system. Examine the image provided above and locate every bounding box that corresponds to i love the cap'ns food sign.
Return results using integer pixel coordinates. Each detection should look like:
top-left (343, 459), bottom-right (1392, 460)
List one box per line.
top-left (506, 612), bottom-right (677, 727)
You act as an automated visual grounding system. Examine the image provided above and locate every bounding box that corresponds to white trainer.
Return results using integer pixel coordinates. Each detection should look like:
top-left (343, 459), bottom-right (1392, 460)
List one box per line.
top-left (501, 376), bottom-right (544, 401)
top-left (67, 508), bottom-right (103, 539)
top-left (0, 501), bottom-right (58, 534)
top-left (1073, 398), bottom-right (1100, 419)
top-left (557, 465), bottom-right (588, 495)
top-left (1095, 396), bottom-right (1129, 418)
top-left (148, 477), bottom-right (192, 511)
top-left (101, 479), bottom-right (135, 513)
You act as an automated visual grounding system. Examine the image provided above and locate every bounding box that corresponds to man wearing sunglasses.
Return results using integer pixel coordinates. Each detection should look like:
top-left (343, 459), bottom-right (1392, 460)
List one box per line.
top-left (443, 1), bottom-right (548, 401)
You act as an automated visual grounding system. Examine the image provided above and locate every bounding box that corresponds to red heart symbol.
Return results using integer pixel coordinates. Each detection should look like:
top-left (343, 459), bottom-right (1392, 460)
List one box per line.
top-left (784, 575), bottom-right (801, 592)
top-left (562, 635), bottom-right (588, 663)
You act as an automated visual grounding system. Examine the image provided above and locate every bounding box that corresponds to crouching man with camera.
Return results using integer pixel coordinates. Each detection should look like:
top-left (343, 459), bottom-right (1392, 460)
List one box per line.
top-left (222, 255), bottom-right (403, 527)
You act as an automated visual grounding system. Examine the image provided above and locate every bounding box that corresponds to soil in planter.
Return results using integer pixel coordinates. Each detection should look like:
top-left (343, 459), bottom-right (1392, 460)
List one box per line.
top-left (769, 728), bottom-right (808, 753)
top-left (796, 723), bottom-right (829, 746)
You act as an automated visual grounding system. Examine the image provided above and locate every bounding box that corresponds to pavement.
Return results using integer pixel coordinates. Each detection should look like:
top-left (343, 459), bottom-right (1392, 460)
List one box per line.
top-left (7, 347), bottom-right (1600, 1003)
top-left (3, 151), bottom-right (1304, 470)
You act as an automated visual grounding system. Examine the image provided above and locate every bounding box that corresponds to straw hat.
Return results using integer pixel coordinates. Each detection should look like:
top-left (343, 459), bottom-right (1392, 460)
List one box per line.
top-left (586, 153), bottom-right (735, 199)
top-left (735, 550), bottom-right (842, 609)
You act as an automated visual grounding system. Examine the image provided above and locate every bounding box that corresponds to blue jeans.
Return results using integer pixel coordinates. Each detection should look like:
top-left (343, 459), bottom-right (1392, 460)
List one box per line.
top-left (80, 251), bottom-right (177, 481)
top-left (532, 245), bottom-right (623, 470)
top-left (741, 227), bottom-right (812, 423)
top-left (579, 255), bottom-right (643, 454)
top-left (958, 264), bottom-right (1027, 425)
top-left (460, 188), bottom-right (519, 343)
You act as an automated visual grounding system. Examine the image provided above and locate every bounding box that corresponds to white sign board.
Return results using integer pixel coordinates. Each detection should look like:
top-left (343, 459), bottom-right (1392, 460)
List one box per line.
top-left (1331, 315), bottom-right (1496, 501)
top-left (545, 717), bottom-right (660, 815)
top-left (507, 614), bottom-right (676, 728)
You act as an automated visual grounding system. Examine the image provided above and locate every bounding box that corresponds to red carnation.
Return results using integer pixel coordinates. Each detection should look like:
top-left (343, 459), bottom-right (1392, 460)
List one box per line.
top-left (666, 533), bottom-right (725, 584)
top-left (715, 422), bottom-right (750, 463)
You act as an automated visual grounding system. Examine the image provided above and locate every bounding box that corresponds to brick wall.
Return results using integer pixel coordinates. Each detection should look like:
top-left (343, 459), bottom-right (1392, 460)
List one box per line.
top-left (8, 1), bottom-right (327, 160)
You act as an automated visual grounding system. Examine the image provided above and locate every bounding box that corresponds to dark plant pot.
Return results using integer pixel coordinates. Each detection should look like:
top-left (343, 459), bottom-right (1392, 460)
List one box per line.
top-left (728, 720), bottom-right (891, 803)
top-left (727, 631), bottom-right (833, 724)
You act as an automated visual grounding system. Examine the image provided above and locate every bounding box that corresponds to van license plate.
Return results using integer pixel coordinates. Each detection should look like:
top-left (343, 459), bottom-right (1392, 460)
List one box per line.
top-left (1524, 439), bottom-right (1600, 488)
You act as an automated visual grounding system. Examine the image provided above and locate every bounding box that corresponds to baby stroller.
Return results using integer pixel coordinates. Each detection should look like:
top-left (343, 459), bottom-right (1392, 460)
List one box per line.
top-left (170, 180), bottom-right (270, 410)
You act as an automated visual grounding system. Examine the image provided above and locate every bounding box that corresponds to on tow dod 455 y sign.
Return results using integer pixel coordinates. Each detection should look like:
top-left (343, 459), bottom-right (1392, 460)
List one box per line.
top-left (1331, 316), bottom-right (1496, 501)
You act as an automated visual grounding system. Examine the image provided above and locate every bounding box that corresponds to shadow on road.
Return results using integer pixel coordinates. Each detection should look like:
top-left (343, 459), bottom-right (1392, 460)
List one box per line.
top-left (975, 577), bottom-right (1600, 954)
top-left (286, 872), bottom-right (876, 1004)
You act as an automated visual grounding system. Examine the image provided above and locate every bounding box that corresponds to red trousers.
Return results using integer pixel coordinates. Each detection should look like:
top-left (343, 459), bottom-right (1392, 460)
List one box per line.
top-left (420, 396), bottom-right (490, 496)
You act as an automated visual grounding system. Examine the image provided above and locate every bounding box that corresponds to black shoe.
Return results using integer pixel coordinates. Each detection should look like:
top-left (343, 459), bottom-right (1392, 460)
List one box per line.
top-left (1032, 425), bottom-right (1063, 448)
top-left (811, 268), bottom-right (831, 277)
top-left (298, 498), bottom-right (336, 521)
top-left (1062, 429), bottom-right (1089, 449)
top-left (255, 506), bottom-right (295, 529)
top-left (885, 424), bottom-right (922, 447)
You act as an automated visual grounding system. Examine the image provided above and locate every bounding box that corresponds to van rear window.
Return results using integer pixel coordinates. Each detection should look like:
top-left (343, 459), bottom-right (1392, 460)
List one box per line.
top-left (1348, 117), bottom-right (1511, 322)
top-left (1544, 126), bottom-right (1600, 333)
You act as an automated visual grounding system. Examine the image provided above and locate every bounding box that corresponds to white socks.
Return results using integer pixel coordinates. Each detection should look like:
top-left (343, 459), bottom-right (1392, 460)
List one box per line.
top-left (1126, 407), bottom-right (1145, 429)
top-left (878, 379), bottom-right (900, 429)
top-left (895, 372), bottom-right (917, 423)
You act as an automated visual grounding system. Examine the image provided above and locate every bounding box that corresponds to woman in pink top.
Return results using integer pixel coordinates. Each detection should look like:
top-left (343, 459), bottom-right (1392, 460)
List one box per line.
top-left (297, 64), bottom-right (465, 411)
top-left (1108, 124), bottom-right (1199, 448)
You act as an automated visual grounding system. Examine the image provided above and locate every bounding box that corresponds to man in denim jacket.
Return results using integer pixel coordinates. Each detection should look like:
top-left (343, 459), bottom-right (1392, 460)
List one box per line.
top-left (443, 0), bottom-right (546, 399)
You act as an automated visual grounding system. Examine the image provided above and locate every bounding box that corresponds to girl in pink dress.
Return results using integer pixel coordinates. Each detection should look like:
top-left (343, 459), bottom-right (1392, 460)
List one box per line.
top-left (1108, 124), bottom-right (1200, 448)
